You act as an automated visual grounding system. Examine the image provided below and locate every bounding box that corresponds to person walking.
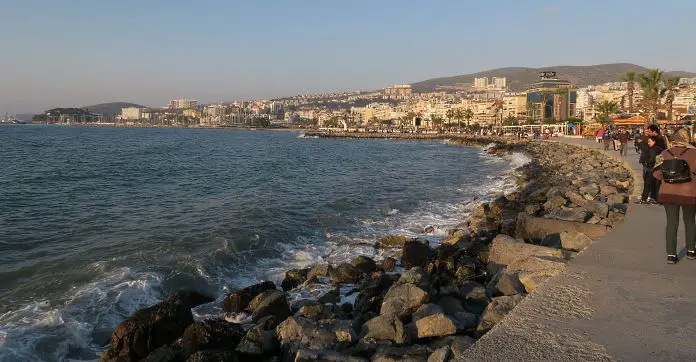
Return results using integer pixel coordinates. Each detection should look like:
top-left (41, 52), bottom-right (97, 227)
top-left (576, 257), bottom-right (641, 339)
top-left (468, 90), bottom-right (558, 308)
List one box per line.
top-left (618, 129), bottom-right (630, 156)
top-left (602, 128), bottom-right (611, 150)
top-left (653, 128), bottom-right (696, 264)
top-left (639, 135), bottom-right (664, 204)
top-left (634, 128), bottom-right (643, 154)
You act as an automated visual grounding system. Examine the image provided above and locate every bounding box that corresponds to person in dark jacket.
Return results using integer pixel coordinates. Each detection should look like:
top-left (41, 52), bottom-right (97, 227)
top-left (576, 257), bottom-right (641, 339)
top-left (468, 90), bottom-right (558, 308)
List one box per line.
top-left (653, 128), bottom-right (696, 263)
top-left (639, 136), bottom-right (664, 204)
top-left (617, 129), bottom-right (631, 156)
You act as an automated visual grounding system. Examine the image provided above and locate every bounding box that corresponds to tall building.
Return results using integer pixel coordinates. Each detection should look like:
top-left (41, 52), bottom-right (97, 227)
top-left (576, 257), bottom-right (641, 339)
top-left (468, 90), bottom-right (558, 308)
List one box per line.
top-left (120, 107), bottom-right (143, 120)
top-left (492, 77), bottom-right (507, 89)
top-left (168, 99), bottom-right (198, 109)
top-left (526, 72), bottom-right (577, 122)
top-left (383, 85), bottom-right (413, 98)
top-left (474, 77), bottom-right (488, 89)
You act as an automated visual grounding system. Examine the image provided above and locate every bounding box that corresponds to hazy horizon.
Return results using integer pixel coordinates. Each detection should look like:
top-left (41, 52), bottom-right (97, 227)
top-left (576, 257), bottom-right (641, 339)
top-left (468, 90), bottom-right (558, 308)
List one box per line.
top-left (2, 0), bottom-right (696, 114)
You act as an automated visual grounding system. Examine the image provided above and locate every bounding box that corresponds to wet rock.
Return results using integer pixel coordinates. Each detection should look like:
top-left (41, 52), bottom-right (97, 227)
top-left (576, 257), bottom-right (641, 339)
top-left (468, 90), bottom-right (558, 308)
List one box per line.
top-left (330, 263), bottom-right (362, 284)
top-left (352, 255), bottom-right (378, 274)
top-left (424, 225), bottom-right (436, 234)
top-left (361, 314), bottom-right (409, 344)
top-left (435, 296), bottom-right (465, 316)
top-left (317, 288), bottom-right (340, 304)
top-left (543, 195), bottom-right (566, 211)
top-left (412, 313), bottom-right (457, 339)
top-left (380, 283), bottom-right (429, 319)
top-left (377, 235), bottom-right (413, 249)
top-left (236, 324), bottom-right (280, 360)
top-left (223, 281), bottom-right (276, 313)
top-left (559, 230), bottom-right (593, 251)
top-left (380, 257), bottom-right (397, 272)
top-left (354, 274), bottom-right (398, 316)
top-left (401, 241), bottom-right (434, 269)
top-left (100, 291), bottom-right (213, 361)
top-left (476, 295), bottom-right (524, 336)
top-left (248, 290), bottom-right (292, 323)
top-left (294, 349), bottom-right (368, 362)
top-left (174, 319), bottom-right (245, 357)
top-left (441, 229), bottom-right (470, 246)
top-left (282, 268), bottom-right (309, 291)
top-left (307, 264), bottom-right (332, 282)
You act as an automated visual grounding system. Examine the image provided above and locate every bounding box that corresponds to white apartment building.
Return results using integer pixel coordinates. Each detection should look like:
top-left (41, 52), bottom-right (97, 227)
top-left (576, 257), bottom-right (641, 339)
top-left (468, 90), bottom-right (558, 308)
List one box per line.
top-left (168, 99), bottom-right (198, 109)
top-left (679, 77), bottom-right (696, 85)
top-left (120, 107), bottom-right (143, 120)
top-left (492, 77), bottom-right (507, 89)
top-left (474, 77), bottom-right (488, 89)
top-left (502, 94), bottom-right (527, 117)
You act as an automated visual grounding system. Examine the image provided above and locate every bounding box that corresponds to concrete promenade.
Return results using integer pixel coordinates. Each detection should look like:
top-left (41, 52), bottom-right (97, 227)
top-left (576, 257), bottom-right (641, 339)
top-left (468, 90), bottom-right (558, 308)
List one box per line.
top-left (459, 137), bottom-right (696, 361)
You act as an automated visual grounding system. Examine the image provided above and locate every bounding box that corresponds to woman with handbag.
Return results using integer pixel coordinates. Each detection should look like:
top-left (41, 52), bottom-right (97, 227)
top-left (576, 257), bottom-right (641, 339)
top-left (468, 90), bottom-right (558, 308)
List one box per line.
top-left (653, 128), bottom-right (696, 264)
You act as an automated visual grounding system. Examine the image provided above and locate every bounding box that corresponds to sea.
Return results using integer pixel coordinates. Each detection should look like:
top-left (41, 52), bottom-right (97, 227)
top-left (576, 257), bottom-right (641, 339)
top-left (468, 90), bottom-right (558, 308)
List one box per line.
top-left (0, 125), bottom-right (527, 361)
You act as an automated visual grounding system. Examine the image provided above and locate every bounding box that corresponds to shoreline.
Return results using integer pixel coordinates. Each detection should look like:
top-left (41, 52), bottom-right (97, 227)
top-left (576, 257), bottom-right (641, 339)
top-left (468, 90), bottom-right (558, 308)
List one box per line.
top-left (97, 136), bottom-right (634, 362)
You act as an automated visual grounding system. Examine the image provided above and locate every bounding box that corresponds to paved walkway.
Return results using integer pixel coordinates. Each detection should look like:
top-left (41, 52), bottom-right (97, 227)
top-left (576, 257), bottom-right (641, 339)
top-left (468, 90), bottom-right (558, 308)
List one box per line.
top-left (459, 137), bottom-right (696, 361)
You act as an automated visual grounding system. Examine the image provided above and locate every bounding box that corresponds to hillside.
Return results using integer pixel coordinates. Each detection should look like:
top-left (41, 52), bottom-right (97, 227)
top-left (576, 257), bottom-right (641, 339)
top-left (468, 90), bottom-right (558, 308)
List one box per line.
top-left (410, 63), bottom-right (696, 92)
top-left (84, 102), bottom-right (147, 115)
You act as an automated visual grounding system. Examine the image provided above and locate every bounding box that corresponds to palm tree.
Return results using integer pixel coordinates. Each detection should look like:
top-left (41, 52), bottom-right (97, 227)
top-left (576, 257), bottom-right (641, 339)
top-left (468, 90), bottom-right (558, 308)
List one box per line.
top-left (538, 91), bottom-right (552, 123)
top-left (445, 108), bottom-right (455, 125)
top-left (462, 108), bottom-right (474, 128)
top-left (663, 77), bottom-right (680, 121)
top-left (595, 100), bottom-right (620, 124)
top-left (621, 71), bottom-right (638, 113)
top-left (430, 114), bottom-right (443, 131)
top-left (638, 69), bottom-right (665, 125)
top-left (453, 109), bottom-right (464, 132)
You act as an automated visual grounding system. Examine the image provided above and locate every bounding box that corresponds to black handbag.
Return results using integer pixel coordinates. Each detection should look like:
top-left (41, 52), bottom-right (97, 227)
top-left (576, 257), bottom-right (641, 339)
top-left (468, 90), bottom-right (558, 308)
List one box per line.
top-left (662, 149), bottom-right (692, 184)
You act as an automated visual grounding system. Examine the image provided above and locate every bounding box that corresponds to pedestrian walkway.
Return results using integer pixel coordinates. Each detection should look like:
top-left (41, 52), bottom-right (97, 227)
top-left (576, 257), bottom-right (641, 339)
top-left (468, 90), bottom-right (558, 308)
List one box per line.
top-left (458, 137), bottom-right (696, 361)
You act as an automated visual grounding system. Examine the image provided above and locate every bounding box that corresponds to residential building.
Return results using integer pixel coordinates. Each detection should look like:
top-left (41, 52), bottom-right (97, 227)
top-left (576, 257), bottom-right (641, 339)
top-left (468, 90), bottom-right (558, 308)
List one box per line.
top-left (502, 94), bottom-right (527, 118)
top-left (474, 77), bottom-right (488, 89)
top-left (679, 77), bottom-right (696, 85)
top-left (492, 77), bottom-right (507, 89)
top-left (120, 107), bottom-right (143, 120)
top-left (383, 85), bottom-right (413, 98)
top-left (168, 98), bottom-right (198, 109)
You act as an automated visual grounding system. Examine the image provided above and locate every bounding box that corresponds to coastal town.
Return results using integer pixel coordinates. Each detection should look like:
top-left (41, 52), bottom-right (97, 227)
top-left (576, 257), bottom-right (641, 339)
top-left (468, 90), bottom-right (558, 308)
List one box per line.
top-left (16, 69), bottom-right (696, 136)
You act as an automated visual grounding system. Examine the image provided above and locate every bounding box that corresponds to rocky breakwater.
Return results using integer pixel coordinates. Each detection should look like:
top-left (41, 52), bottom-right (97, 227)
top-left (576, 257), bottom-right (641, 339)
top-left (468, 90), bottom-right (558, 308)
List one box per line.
top-left (98, 139), bottom-right (632, 362)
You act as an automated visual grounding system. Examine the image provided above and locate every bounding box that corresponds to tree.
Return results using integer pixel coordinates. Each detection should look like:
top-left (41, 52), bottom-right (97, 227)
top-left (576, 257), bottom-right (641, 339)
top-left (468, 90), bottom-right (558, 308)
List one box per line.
top-left (430, 114), bottom-right (443, 130)
top-left (595, 100), bottom-right (620, 124)
top-left (638, 69), bottom-right (666, 125)
top-left (445, 108), bottom-right (455, 124)
top-left (621, 71), bottom-right (638, 113)
top-left (503, 114), bottom-right (516, 126)
top-left (462, 108), bottom-right (474, 128)
top-left (664, 77), bottom-right (680, 121)
top-left (453, 109), bottom-right (464, 132)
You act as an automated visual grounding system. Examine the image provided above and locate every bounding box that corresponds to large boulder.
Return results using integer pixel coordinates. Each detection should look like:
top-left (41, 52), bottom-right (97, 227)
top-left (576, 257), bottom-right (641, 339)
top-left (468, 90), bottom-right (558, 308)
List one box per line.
top-left (371, 345), bottom-right (432, 362)
top-left (545, 208), bottom-right (588, 223)
top-left (377, 235), bottom-right (413, 249)
top-left (330, 263), bottom-right (362, 284)
top-left (276, 317), bottom-right (357, 351)
top-left (412, 304), bottom-right (445, 322)
top-left (542, 195), bottom-right (566, 211)
top-left (307, 263), bottom-right (332, 282)
top-left (185, 349), bottom-right (238, 362)
top-left (380, 283), bottom-right (429, 319)
top-left (583, 200), bottom-right (609, 219)
top-left (282, 268), bottom-right (309, 291)
top-left (223, 281), bottom-right (276, 313)
top-left (559, 230), bottom-right (593, 251)
top-left (429, 335), bottom-right (475, 358)
top-left (174, 319), bottom-right (245, 357)
top-left (487, 234), bottom-right (565, 269)
top-left (235, 324), bottom-right (280, 360)
top-left (439, 281), bottom-right (489, 315)
top-left (476, 295), bottom-right (524, 336)
top-left (515, 213), bottom-right (609, 241)
top-left (100, 292), bottom-right (213, 361)
top-left (354, 274), bottom-right (398, 316)
top-left (361, 314), bottom-right (409, 344)
top-left (352, 255), bottom-right (378, 274)
top-left (248, 290), bottom-right (292, 323)
top-left (401, 241), bottom-right (434, 269)
top-left (487, 272), bottom-right (525, 297)
top-left (427, 346), bottom-right (450, 362)
top-left (412, 313), bottom-right (458, 339)
top-left (564, 191), bottom-right (587, 207)
top-left (380, 257), bottom-right (397, 272)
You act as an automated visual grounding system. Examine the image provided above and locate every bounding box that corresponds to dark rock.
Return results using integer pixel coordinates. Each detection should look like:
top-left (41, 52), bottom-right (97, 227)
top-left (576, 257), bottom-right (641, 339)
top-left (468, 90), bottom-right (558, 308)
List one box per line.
top-left (307, 264), bottom-right (332, 282)
top-left (330, 263), bottom-right (362, 284)
top-left (276, 317), bottom-right (357, 350)
top-left (476, 295), bottom-right (524, 336)
top-left (361, 314), bottom-right (409, 344)
top-left (371, 345), bottom-right (431, 362)
top-left (222, 281), bottom-right (276, 313)
top-left (354, 274), bottom-right (398, 316)
top-left (441, 229), bottom-right (470, 246)
top-left (452, 311), bottom-right (478, 330)
top-left (281, 268), bottom-right (309, 292)
top-left (380, 257), bottom-right (397, 272)
top-left (429, 335), bottom-right (475, 357)
top-left (579, 183), bottom-right (599, 197)
top-left (174, 319), bottom-right (245, 357)
top-left (456, 281), bottom-right (489, 315)
top-left (428, 346), bottom-right (450, 362)
top-left (545, 208), bottom-right (588, 223)
top-left (142, 345), bottom-right (181, 362)
top-left (424, 225), bottom-right (436, 234)
top-left (524, 204), bottom-right (542, 216)
top-left (352, 255), bottom-right (378, 274)
top-left (412, 304), bottom-right (445, 322)
top-left (487, 272), bottom-right (525, 297)
top-left (377, 235), bottom-right (413, 249)
top-left (543, 195), bottom-right (566, 211)
top-left (317, 288), bottom-right (341, 305)
top-left (236, 324), bottom-right (280, 360)
top-left (100, 292), bottom-right (212, 361)
top-left (380, 283), bottom-right (429, 319)
top-left (401, 241), bottom-right (434, 269)
top-left (436, 296), bottom-right (465, 316)
top-left (584, 200), bottom-right (609, 218)
top-left (564, 191), bottom-right (587, 207)
top-left (248, 290), bottom-right (292, 323)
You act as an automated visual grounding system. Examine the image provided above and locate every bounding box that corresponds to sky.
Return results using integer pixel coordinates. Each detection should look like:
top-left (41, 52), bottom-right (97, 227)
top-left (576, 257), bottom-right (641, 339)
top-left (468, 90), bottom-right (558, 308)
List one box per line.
top-left (1, 0), bottom-right (696, 114)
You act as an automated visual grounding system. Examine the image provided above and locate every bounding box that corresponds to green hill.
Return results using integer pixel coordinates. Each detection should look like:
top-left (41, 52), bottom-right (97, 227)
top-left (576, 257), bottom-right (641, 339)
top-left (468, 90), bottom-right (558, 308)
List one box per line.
top-left (411, 63), bottom-right (696, 92)
top-left (84, 102), bottom-right (147, 115)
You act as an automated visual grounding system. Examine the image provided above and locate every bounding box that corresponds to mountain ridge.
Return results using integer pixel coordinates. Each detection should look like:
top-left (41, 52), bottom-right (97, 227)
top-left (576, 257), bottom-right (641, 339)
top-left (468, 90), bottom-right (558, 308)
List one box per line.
top-left (84, 102), bottom-right (147, 115)
top-left (410, 63), bottom-right (696, 92)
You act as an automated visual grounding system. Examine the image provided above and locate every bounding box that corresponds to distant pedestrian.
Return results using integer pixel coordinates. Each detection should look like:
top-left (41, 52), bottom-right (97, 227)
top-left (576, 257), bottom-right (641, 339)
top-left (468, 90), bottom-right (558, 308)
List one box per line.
top-left (618, 129), bottom-right (630, 156)
top-left (653, 128), bottom-right (696, 264)
top-left (602, 128), bottom-right (611, 150)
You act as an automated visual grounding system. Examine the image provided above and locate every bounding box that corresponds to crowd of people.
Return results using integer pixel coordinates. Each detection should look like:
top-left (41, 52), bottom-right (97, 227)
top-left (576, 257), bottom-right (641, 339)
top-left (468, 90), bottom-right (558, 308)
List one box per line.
top-left (600, 124), bottom-right (696, 264)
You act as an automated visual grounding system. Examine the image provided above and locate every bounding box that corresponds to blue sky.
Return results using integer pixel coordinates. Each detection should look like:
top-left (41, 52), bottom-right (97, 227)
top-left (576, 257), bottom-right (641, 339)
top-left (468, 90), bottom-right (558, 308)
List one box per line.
top-left (1, 0), bottom-right (695, 113)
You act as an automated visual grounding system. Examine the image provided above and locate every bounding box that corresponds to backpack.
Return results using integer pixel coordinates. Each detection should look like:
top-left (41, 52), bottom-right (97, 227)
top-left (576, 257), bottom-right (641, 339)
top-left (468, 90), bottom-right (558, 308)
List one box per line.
top-left (661, 149), bottom-right (693, 184)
